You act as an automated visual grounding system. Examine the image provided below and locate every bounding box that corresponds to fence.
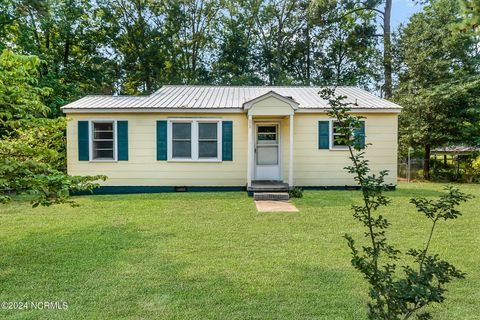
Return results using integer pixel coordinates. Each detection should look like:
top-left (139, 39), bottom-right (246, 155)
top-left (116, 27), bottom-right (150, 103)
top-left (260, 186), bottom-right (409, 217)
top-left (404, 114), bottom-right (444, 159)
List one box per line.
top-left (398, 157), bottom-right (424, 181)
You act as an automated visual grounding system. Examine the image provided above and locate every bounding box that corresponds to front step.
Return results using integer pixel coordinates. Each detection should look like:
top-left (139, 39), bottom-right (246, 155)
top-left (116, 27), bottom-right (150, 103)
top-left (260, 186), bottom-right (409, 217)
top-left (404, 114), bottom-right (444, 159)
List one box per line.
top-left (254, 192), bottom-right (290, 201)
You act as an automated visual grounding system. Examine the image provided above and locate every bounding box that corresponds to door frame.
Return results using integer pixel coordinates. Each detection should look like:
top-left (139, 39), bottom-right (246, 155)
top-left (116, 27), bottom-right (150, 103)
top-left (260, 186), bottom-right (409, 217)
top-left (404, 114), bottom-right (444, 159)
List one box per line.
top-left (253, 120), bottom-right (282, 181)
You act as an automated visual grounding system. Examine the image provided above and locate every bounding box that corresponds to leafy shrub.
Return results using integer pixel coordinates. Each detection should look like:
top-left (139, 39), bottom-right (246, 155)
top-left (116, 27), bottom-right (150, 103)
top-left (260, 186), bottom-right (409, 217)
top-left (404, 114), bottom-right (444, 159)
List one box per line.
top-left (289, 187), bottom-right (303, 198)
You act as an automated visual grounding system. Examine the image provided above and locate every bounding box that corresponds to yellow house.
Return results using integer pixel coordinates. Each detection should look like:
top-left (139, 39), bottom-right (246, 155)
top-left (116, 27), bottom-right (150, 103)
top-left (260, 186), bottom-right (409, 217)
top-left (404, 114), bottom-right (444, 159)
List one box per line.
top-left (62, 86), bottom-right (401, 194)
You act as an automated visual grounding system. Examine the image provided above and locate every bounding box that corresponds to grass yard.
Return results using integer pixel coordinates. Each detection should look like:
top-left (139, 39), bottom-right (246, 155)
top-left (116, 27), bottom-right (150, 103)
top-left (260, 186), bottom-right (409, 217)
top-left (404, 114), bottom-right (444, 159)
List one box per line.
top-left (0, 182), bottom-right (478, 319)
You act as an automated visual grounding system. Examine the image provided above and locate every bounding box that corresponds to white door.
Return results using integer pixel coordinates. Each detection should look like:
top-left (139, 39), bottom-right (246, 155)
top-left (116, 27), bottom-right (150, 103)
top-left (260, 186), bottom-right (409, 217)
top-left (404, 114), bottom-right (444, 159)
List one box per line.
top-left (254, 123), bottom-right (281, 181)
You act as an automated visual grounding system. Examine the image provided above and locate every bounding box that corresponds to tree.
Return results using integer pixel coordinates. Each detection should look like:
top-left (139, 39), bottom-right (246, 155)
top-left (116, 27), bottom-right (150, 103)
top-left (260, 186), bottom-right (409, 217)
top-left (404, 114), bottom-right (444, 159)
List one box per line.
top-left (248, 0), bottom-right (308, 85)
top-left (315, 0), bottom-right (393, 97)
top-left (321, 87), bottom-right (471, 320)
top-left (311, 0), bottom-right (381, 87)
top-left (0, 50), bottom-right (105, 206)
top-left (394, 0), bottom-right (480, 179)
top-left (0, 0), bottom-right (119, 113)
top-left (211, 0), bottom-right (262, 85)
top-left (459, 0), bottom-right (480, 33)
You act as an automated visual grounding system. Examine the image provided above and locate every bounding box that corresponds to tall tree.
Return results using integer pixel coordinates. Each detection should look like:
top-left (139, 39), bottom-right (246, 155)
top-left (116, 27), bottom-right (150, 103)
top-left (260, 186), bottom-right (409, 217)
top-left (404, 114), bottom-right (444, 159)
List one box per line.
top-left (394, 0), bottom-right (480, 179)
top-left (211, 0), bottom-right (262, 84)
top-left (248, 0), bottom-right (307, 85)
top-left (0, 0), bottom-right (118, 113)
top-left (311, 0), bottom-right (381, 87)
top-left (316, 0), bottom-right (393, 97)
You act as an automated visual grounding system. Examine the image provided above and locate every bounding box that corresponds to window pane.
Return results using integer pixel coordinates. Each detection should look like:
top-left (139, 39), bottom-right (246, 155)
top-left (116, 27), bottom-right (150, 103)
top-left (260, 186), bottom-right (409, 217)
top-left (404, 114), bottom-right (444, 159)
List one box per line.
top-left (199, 141), bottom-right (217, 158)
top-left (258, 133), bottom-right (276, 141)
top-left (333, 121), bottom-right (349, 147)
top-left (173, 141), bottom-right (191, 158)
top-left (333, 136), bottom-right (348, 146)
top-left (257, 146), bottom-right (278, 165)
top-left (258, 126), bottom-right (276, 133)
top-left (93, 140), bottom-right (114, 159)
top-left (94, 149), bottom-right (114, 159)
top-left (94, 140), bottom-right (114, 149)
top-left (94, 122), bottom-right (113, 131)
top-left (172, 123), bottom-right (191, 139)
top-left (93, 122), bottom-right (114, 139)
top-left (199, 123), bottom-right (217, 140)
top-left (94, 130), bottom-right (113, 139)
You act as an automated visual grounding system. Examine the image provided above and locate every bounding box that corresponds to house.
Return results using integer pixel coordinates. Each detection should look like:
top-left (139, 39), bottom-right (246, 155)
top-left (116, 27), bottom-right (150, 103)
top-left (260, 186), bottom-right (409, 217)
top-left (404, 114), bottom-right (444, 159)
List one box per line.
top-left (62, 86), bottom-right (401, 194)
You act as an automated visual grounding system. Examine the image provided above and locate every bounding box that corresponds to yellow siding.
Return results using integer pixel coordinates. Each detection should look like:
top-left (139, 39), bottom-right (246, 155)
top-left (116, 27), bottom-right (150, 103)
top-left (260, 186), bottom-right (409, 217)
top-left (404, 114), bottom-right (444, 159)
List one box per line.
top-left (248, 96), bottom-right (293, 116)
top-left (66, 112), bottom-right (398, 187)
top-left (290, 113), bottom-right (398, 186)
top-left (67, 113), bottom-right (248, 186)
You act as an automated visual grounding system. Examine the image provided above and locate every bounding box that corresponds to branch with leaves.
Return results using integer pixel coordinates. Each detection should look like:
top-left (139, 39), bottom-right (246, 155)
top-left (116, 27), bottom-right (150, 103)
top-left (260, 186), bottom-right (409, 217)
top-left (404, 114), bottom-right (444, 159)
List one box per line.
top-left (320, 88), bottom-right (472, 320)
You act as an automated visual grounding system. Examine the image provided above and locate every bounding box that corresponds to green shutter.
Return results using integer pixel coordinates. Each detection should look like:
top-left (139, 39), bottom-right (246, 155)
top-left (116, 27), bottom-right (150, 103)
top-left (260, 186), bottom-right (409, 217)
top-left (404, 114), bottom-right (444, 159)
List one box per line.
top-left (157, 120), bottom-right (167, 160)
top-left (222, 121), bottom-right (233, 161)
top-left (318, 121), bottom-right (330, 149)
top-left (354, 121), bottom-right (366, 149)
top-left (78, 121), bottom-right (89, 161)
top-left (117, 121), bottom-right (128, 160)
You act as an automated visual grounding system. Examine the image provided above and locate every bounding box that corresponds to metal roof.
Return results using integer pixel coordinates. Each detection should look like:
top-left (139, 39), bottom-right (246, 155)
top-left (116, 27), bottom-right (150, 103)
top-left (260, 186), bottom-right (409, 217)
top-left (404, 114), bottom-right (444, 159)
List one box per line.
top-left (61, 85), bottom-right (402, 111)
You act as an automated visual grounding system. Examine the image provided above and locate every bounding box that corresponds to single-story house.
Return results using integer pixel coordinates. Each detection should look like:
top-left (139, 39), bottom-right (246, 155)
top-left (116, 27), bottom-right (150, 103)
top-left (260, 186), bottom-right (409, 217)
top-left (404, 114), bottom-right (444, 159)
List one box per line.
top-left (62, 86), bottom-right (401, 193)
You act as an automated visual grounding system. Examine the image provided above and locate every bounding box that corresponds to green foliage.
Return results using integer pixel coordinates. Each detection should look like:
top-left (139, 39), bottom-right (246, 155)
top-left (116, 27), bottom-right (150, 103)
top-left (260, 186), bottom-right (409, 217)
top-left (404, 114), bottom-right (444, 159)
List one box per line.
top-left (321, 88), bottom-right (471, 320)
top-left (394, 0), bottom-right (480, 179)
top-left (0, 50), bottom-right (105, 207)
top-left (0, 0), bottom-right (385, 97)
top-left (0, 49), bottom-right (51, 132)
top-left (459, 0), bottom-right (480, 34)
top-left (289, 187), bottom-right (303, 198)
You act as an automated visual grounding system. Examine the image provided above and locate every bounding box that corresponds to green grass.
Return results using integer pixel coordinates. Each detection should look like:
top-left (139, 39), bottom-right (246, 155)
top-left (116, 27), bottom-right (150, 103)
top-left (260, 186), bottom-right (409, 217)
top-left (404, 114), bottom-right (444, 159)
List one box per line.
top-left (0, 182), bottom-right (479, 319)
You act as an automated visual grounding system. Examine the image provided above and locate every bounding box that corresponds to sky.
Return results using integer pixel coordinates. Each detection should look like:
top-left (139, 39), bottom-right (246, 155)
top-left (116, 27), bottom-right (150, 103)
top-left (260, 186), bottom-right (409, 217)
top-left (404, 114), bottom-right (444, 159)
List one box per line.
top-left (391, 0), bottom-right (425, 29)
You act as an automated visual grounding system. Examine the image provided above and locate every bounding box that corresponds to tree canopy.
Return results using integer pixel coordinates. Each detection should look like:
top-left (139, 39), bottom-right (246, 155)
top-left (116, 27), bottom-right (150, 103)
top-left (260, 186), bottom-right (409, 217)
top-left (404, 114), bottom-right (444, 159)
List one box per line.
top-left (394, 0), bottom-right (480, 178)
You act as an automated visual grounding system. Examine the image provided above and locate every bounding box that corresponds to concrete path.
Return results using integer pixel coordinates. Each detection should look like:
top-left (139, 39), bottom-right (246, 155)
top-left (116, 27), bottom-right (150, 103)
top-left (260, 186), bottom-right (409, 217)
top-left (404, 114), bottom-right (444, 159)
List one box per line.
top-left (255, 200), bottom-right (299, 212)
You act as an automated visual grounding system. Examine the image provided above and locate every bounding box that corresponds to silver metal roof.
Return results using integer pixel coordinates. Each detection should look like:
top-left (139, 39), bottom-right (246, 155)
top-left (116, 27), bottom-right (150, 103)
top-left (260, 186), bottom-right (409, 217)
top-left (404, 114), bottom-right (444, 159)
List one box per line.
top-left (61, 85), bottom-right (402, 111)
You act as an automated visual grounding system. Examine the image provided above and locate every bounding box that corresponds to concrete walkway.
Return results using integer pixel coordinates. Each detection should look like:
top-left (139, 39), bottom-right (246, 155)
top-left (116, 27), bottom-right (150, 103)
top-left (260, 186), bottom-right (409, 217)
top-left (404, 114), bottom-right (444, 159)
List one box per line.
top-left (255, 200), bottom-right (299, 212)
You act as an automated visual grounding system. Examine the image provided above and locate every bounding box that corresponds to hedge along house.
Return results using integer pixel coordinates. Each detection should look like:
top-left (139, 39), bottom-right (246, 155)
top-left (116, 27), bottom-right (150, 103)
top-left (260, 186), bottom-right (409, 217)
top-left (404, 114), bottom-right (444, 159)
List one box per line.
top-left (62, 86), bottom-right (401, 194)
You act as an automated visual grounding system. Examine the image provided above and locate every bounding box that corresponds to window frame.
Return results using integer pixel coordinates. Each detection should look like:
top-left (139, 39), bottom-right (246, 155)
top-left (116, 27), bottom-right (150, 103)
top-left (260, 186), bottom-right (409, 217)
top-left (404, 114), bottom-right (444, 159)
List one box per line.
top-left (167, 118), bottom-right (223, 162)
top-left (89, 120), bottom-right (118, 162)
top-left (329, 120), bottom-right (351, 150)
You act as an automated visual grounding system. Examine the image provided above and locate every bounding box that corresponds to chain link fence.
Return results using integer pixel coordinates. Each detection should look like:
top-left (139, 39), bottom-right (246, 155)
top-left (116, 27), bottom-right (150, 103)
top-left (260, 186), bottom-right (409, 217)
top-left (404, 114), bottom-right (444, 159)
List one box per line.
top-left (398, 157), bottom-right (424, 181)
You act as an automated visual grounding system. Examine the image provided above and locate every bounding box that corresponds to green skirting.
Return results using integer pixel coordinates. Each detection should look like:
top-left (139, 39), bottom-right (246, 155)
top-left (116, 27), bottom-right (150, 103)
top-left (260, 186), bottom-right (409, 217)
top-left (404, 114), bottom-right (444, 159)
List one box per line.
top-left (72, 185), bottom-right (396, 196)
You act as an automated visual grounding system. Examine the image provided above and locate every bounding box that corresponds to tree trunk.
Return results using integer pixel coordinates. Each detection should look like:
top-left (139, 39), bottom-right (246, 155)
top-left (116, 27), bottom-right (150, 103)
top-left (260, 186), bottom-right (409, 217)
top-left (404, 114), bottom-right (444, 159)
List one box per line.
top-left (305, 20), bottom-right (311, 85)
top-left (383, 0), bottom-right (393, 98)
top-left (423, 144), bottom-right (431, 180)
top-left (444, 154), bottom-right (447, 165)
top-left (64, 30), bottom-right (70, 66)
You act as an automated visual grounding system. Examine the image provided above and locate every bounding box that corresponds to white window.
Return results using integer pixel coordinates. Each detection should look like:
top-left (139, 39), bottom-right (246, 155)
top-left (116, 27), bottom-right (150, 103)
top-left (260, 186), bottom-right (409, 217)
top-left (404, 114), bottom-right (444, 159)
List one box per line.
top-left (168, 119), bottom-right (222, 161)
top-left (90, 120), bottom-right (117, 161)
top-left (330, 120), bottom-right (350, 149)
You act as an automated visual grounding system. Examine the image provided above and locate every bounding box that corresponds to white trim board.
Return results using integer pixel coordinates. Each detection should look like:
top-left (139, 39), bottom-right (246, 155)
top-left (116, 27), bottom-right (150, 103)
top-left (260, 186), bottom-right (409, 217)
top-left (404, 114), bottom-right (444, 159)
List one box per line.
top-left (63, 108), bottom-right (401, 114)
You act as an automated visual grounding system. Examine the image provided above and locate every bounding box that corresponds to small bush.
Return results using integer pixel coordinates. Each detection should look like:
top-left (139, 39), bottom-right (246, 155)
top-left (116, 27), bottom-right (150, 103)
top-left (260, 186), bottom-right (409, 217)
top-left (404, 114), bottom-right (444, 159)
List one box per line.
top-left (289, 187), bottom-right (303, 198)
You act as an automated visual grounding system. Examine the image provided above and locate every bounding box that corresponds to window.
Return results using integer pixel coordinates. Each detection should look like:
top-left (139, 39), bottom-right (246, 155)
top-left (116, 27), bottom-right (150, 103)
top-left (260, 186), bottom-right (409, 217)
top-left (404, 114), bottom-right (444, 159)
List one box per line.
top-left (169, 119), bottom-right (221, 161)
top-left (331, 121), bottom-right (350, 149)
top-left (198, 123), bottom-right (218, 158)
top-left (172, 122), bottom-right (192, 158)
top-left (92, 121), bottom-right (115, 160)
top-left (257, 125), bottom-right (277, 144)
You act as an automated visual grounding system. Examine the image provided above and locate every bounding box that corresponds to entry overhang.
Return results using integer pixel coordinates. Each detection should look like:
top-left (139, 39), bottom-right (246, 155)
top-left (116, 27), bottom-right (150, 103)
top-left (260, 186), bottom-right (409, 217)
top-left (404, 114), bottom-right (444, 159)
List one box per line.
top-left (243, 91), bottom-right (299, 116)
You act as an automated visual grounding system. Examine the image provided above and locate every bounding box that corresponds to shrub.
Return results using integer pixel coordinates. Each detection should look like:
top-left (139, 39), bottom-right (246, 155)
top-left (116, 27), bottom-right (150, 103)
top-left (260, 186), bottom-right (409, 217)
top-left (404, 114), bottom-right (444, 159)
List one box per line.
top-left (289, 187), bottom-right (303, 198)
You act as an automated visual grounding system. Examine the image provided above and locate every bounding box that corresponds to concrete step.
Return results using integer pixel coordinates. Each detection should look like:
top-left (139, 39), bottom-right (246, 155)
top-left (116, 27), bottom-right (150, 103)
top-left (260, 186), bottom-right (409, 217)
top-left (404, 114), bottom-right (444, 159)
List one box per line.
top-left (254, 192), bottom-right (290, 201)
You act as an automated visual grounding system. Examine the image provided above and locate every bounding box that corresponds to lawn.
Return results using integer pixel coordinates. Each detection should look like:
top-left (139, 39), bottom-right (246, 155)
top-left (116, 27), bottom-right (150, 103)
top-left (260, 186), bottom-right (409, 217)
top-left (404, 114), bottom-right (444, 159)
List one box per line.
top-left (0, 182), bottom-right (478, 319)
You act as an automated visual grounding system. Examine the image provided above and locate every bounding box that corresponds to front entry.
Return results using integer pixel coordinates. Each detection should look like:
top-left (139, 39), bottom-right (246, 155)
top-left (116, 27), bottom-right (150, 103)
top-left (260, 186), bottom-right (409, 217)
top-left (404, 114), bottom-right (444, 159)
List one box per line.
top-left (254, 123), bottom-right (281, 181)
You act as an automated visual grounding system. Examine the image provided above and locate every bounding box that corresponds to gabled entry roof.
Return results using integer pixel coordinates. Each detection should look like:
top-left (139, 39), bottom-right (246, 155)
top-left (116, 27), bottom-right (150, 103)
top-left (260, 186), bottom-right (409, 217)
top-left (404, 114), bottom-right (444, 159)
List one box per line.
top-left (243, 90), bottom-right (299, 110)
top-left (61, 85), bottom-right (402, 112)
